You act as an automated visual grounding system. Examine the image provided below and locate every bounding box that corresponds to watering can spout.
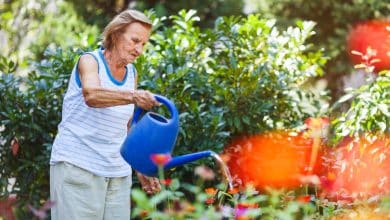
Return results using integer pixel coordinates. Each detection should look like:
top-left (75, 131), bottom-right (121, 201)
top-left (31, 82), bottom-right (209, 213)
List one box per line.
top-left (164, 150), bottom-right (214, 170)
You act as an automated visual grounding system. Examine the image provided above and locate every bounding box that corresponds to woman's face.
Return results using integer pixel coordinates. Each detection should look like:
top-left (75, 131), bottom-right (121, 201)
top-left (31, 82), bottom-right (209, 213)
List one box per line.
top-left (115, 22), bottom-right (151, 64)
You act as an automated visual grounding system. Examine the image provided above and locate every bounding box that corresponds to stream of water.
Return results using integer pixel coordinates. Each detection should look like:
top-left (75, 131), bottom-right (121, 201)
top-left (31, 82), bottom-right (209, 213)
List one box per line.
top-left (210, 151), bottom-right (234, 190)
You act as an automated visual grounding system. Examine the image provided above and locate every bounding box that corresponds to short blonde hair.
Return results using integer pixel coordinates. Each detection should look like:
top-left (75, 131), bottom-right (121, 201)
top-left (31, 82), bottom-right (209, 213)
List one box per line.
top-left (102, 9), bottom-right (152, 50)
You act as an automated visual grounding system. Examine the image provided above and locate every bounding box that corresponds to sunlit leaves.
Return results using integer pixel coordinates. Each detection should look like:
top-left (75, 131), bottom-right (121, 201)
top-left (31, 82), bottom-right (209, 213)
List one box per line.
top-left (332, 71), bottom-right (390, 141)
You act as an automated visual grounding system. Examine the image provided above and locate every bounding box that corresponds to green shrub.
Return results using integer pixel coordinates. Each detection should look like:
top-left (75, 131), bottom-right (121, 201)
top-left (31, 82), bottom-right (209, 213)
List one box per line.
top-left (0, 10), bottom-right (329, 214)
top-left (0, 48), bottom-right (84, 217)
top-left (332, 70), bottom-right (390, 142)
top-left (252, 0), bottom-right (389, 98)
top-left (131, 180), bottom-right (319, 219)
top-left (137, 10), bottom-right (328, 176)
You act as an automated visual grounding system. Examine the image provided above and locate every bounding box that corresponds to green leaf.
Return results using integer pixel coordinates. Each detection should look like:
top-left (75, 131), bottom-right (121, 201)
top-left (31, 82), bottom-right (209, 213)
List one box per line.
top-left (378, 104), bottom-right (389, 116)
top-left (185, 9), bottom-right (197, 21)
top-left (378, 122), bottom-right (386, 131)
top-left (1, 11), bottom-right (13, 20)
top-left (333, 92), bottom-right (355, 106)
top-left (242, 116), bottom-right (250, 125)
top-left (131, 189), bottom-right (150, 208)
top-left (169, 178), bottom-right (180, 191)
top-left (175, 20), bottom-right (188, 30)
top-left (149, 190), bottom-right (173, 206)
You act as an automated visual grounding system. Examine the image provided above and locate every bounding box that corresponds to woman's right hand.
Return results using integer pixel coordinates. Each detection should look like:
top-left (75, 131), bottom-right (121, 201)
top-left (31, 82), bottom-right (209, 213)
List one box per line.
top-left (132, 90), bottom-right (160, 110)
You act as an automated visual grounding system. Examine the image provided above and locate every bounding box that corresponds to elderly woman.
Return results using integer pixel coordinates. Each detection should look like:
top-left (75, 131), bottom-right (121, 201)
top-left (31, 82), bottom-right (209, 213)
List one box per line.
top-left (50, 9), bottom-right (161, 219)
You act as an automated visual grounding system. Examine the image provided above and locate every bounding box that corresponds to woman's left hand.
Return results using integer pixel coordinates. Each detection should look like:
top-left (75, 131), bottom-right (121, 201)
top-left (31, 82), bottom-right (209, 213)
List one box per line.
top-left (136, 172), bottom-right (161, 195)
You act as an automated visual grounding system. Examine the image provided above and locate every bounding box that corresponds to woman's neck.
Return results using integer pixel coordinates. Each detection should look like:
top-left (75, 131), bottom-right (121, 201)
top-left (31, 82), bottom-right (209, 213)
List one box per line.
top-left (103, 49), bottom-right (126, 78)
top-left (104, 49), bottom-right (126, 70)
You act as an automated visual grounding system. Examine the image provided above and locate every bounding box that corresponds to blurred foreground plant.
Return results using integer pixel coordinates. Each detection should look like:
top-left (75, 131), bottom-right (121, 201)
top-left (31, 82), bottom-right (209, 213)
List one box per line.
top-left (131, 164), bottom-right (320, 220)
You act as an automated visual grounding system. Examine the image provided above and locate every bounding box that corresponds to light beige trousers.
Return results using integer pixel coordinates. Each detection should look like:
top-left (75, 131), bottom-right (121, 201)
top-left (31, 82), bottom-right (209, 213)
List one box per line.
top-left (50, 162), bottom-right (131, 220)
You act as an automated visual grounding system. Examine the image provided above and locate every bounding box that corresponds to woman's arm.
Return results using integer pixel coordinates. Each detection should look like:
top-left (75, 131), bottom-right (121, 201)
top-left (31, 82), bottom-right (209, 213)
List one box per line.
top-left (78, 54), bottom-right (158, 109)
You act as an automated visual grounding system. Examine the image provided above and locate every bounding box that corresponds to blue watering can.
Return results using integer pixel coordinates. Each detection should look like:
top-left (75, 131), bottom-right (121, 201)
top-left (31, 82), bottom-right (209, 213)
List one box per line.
top-left (120, 95), bottom-right (213, 177)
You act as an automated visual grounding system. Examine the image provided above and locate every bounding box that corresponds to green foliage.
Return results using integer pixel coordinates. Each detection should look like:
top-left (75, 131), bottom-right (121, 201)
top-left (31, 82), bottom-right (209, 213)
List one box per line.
top-left (29, 1), bottom-right (99, 59)
top-left (1, 10), bottom-right (329, 214)
top-left (332, 70), bottom-right (390, 141)
top-left (131, 176), bottom-right (319, 219)
top-left (0, 2), bottom-right (387, 218)
top-left (0, 48), bottom-right (83, 217)
top-left (135, 0), bottom-right (244, 28)
top-left (136, 11), bottom-right (328, 177)
top-left (252, 0), bottom-right (389, 98)
top-left (136, 11), bottom-right (231, 176)
top-left (254, 0), bottom-right (389, 66)
top-left (64, 0), bottom-right (244, 29)
top-left (0, 0), bottom-right (99, 70)
top-left (211, 16), bottom-right (328, 134)
top-left (65, 0), bottom-right (132, 28)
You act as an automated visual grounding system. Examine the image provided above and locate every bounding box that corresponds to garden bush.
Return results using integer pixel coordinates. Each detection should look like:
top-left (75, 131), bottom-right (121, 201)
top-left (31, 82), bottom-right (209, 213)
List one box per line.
top-left (131, 177), bottom-right (320, 219)
top-left (2, 10), bottom-right (373, 216)
top-left (137, 10), bottom-right (328, 177)
top-left (130, 163), bottom-right (390, 219)
top-left (0, 48), bottom-right (87, 218)
top-left (253, 0), bottom-right (389, 98)
top-left (332, 70), bottom-right (390, 141)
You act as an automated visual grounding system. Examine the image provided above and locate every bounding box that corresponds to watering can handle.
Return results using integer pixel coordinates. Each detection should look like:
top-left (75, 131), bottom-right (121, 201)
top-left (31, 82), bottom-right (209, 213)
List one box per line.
top-left (131, 94), bottom-right (178, 126)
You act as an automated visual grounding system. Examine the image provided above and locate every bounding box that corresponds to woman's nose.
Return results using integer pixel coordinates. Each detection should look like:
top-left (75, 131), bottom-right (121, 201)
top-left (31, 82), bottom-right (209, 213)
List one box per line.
top-left (134, 44), bottom-right (143, 55)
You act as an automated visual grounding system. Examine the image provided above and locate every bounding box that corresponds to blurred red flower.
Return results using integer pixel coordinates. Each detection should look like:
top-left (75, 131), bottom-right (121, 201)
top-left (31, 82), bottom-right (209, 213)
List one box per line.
top-left (347, 19), bottom-right (390, 72)
top-left (139, 210), bottom-right (149, 217)
top-left (205, 197), bottom-right (215, 205)
top-left (296, 195), bottom-right (311, 203)
top-left (160, 178), bottom-right (172, 186)
top-left (223, 131), bottom-right (322, 190)
top-left (236, 203), bottom-right (258, 209)
top-left (150, 153), bottom-right (172, 166)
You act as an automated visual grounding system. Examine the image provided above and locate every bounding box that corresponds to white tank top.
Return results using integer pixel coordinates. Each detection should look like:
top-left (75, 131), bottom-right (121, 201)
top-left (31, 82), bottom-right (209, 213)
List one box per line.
top-left (50, 48), bottom-right (135, 177)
